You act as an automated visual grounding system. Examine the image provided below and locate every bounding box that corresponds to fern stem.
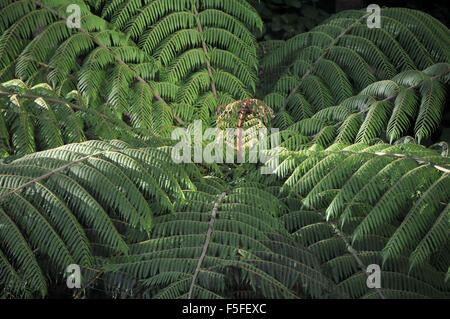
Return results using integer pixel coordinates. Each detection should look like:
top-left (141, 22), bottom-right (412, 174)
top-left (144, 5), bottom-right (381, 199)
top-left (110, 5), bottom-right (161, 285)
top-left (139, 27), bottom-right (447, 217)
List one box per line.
top-left (192, 2), bottom-right (218, 99)
top-left (17, 55), bottom-right (77, 81)
top-left (325, 218), bottom-right (386, 299)
top-left (300, 196), bottom-right (386, 299)
top-left (381, 71), bottom-right (449, 104)
top-left (188, 191), bottom-right (227, 299)
top-left (316, 149), bottom-right (450, 175)
top-left (0, 91), bottom-right (110, 118)
top-left (0, 149), bottom-right (121, 201)
top-left (373, 152), bottom-right (450, 173)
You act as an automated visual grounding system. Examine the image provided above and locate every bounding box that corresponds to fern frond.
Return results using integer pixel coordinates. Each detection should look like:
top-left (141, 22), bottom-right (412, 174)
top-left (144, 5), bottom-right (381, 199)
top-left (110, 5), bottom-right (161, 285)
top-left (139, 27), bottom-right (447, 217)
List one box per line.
top-left (0, 139), bottom-right (196, 297)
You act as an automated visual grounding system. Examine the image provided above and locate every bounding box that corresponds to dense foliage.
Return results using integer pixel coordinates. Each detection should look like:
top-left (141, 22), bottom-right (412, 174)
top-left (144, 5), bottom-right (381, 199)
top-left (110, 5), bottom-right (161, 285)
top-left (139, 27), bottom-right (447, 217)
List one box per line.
top-left (0, 0), bottom-right (449, 299)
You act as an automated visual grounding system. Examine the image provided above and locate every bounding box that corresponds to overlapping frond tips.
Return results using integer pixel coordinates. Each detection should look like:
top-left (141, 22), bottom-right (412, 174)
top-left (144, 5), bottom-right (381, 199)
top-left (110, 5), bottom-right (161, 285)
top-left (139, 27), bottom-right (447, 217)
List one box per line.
top-left (273, 64), bottom-right (449, 149)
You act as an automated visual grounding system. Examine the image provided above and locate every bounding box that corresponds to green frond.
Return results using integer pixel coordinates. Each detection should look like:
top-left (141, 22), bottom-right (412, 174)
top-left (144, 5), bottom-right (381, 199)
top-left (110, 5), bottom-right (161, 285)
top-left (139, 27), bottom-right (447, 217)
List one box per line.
top-left (0, 1), bottom-right (449, 300)
top-left (414, 78), bottom-right (446, 143)
top-left (0, 139), bottom-right (196, 297)
top-left (262, 7), bottom-right (449, 136)
top-left (266, 143), bottom-right (450, 298)
top-left (101, 183), bottom-right (341, 299)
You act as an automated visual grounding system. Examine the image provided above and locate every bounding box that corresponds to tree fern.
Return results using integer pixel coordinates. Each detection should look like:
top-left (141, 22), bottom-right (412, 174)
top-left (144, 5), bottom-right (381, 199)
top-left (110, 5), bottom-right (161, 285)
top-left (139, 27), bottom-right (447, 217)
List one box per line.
top-left (0, 139), bottom-right (196, 297)
top-left (0, 1), bottom-right (449, 300)
top-left (262, 8), bottom-right (449, 142)
top-left (0, 78), bottom-right (165, 157)
top-left (0, 0), bottom-right (262, 130)
top-left (269, 142), bottom-right (449, 298)
top-left (273, 64), bottom-right (449, 150)
top-left (99, 180), bottom-right (343, 299)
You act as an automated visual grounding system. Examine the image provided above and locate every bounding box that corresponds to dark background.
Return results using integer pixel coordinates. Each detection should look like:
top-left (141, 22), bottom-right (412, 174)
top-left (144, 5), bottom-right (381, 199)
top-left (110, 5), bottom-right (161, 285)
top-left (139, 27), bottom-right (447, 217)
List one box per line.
top-left (253, 0), bottom-right (449, 40)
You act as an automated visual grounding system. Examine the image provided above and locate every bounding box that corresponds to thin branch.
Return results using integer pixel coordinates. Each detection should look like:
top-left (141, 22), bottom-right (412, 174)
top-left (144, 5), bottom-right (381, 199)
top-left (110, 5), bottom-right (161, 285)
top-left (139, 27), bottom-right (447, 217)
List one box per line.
top-left (381, 71), bottom-right (449, 103)
top-left (188, 191), bottom-right (227, 299)
top-left (355, 70), bottom-right (449, 119)
top-left (0, 91), bottom-right (83, 111)
top-left (304, 148), bottom-right (450, 175)
top-left (192, 2), bottom-right (218, 98)
top-left (74, 251), bottom-right (123, 299)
